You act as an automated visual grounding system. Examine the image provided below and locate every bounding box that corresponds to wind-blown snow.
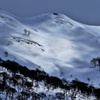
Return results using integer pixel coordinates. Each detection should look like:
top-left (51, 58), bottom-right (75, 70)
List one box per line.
top-left (0, 9), bottom-right (100, 87)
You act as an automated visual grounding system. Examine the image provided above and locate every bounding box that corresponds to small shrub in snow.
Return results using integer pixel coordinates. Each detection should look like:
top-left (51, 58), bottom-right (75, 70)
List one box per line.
top-left (53, 13), bottom-right (58, 15)
top-left (4, 51), bottom-right (8, 57)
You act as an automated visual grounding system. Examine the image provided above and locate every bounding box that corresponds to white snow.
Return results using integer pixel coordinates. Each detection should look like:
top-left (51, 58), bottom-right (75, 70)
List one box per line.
top-left (0, 9), bottom-right (100, 88)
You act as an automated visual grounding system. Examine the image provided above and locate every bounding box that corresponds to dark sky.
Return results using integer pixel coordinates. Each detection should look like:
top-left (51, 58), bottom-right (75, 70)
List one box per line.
top-left (0, 0), bottom-right (100, 25)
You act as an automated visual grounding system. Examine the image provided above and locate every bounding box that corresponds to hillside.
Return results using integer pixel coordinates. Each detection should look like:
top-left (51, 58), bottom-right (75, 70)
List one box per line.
top-left (0, 58), bottom-right (98, 100)
top-left (0, 9), bottom-right (100, 90)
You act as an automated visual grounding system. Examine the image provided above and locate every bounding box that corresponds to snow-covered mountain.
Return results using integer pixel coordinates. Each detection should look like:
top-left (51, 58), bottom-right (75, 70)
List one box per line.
top-left (0, 9), bottom-right (100, 89)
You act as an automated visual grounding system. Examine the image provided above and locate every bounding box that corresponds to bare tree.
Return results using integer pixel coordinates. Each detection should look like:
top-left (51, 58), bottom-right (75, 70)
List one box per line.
top-left (4, 51), bottom-right (8, 57)
top-left (24, 29), bottom-right (27, 35)
top-left (28, 31), bottom-right (31, 36)
top-left (91, 57), bottom-right (100, 70)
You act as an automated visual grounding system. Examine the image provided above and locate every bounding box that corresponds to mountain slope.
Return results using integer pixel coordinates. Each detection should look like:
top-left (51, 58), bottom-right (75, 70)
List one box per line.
top-left (0, 10), bottom-right (100, 87)
top-left (0, 59), bottom-right (97, 100)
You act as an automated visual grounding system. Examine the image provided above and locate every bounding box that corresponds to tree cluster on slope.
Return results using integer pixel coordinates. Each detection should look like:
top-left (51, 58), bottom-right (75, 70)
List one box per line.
top-left (0, 58), bottom-right (99, 100)
top-left (24, 29), bottom-right (31, 36)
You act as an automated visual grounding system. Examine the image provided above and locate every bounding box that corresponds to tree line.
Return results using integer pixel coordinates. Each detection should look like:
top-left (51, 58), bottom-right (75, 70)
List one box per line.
top-left (0, 58), bottom-right (100, 99)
